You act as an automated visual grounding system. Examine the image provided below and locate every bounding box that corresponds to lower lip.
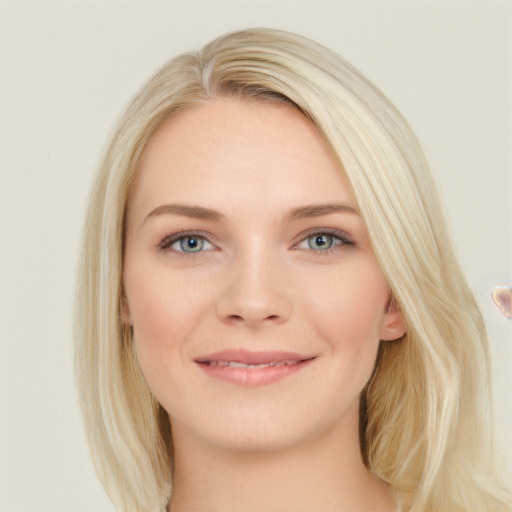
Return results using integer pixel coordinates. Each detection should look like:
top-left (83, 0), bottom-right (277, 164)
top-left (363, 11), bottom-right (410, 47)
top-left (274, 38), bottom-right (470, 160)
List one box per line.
top-left (196, 359), bottom-right (314, 386)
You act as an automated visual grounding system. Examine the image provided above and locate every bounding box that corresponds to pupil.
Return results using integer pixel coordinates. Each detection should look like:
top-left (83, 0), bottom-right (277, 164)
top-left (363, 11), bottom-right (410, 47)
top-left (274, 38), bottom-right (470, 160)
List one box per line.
top-left (308, 234), bottom-right (333, 250)
top-left (316, 235), bottom-right (327, 247)
top-left (179, 236), bottom-right (203, 252)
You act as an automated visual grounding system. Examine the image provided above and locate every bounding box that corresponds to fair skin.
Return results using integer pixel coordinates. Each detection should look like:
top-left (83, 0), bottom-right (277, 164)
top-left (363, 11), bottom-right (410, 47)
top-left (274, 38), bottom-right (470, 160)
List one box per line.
top-left (123, 98), bottom-right (406, 512)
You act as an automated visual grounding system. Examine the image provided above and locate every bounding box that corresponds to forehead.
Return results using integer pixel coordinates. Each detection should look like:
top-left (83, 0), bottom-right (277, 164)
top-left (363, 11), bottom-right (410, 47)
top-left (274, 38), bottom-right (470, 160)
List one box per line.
top-left (130, 98), bottom-right (354, 216)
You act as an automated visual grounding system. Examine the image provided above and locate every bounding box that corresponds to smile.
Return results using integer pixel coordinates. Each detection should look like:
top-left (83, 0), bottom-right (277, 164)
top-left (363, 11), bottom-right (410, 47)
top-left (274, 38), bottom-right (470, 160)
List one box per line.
top-left (194, 350), bottom-right (316, 386)
top-left (201, 360), bottom-right (302, 368)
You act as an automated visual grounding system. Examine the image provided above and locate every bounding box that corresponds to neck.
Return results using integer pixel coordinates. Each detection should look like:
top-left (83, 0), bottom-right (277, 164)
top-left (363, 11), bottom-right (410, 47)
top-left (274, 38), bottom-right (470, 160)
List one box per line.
top-left (167, 413), bottom-right (396, 512)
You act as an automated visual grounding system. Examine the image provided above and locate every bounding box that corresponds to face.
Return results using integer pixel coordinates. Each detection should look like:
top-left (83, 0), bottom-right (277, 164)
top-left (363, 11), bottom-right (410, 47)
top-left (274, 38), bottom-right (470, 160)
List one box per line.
top-left (123, 98), bottom-right (405, 453)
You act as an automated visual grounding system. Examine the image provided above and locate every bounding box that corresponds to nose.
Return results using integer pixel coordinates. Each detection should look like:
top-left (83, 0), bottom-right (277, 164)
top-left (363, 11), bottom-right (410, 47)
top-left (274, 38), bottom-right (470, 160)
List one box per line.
top-left (216, 247), bottom-right (293, 327)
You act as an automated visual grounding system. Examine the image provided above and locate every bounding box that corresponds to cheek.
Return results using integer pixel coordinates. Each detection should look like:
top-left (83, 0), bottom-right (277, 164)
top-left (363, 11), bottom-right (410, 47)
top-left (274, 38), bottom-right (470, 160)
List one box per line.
top-left (123, 267), bottom-right (210, 375)
top-left (305, 261), bottom-right (388, 342)
top-left (301, 261), bottom-right (388, 386)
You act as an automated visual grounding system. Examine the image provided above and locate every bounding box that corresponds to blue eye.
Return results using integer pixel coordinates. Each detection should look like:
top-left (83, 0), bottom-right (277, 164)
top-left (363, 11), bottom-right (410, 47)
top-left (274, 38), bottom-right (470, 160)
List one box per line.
top-left (158, 232), bottom-right (214, 253)
top-left (307, 234), bottom-right (334, 250)
top-left (177, 236), bottom-right (205, 252)
top-left (295, 229), bottom-right (353, 252)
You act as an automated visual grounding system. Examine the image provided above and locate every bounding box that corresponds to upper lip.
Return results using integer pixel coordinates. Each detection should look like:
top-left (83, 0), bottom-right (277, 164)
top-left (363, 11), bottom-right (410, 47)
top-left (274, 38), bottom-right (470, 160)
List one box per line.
top-left (195, 349), bottom-right (315, 365)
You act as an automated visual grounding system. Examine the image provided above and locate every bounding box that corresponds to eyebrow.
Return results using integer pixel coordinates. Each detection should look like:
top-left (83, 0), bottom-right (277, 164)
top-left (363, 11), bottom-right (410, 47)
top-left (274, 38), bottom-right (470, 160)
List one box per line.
top-left (143, 201), bottom-right (359, 226)
top-left (144, 204), bottom-right (225, 224)
top-left (287, 202), bottom-right (359, 221)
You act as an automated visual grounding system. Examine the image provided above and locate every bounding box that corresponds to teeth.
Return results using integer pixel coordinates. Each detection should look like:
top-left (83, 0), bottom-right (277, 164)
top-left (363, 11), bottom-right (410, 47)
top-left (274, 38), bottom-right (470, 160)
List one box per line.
top-left (207, 360), bottom-right (300, 368)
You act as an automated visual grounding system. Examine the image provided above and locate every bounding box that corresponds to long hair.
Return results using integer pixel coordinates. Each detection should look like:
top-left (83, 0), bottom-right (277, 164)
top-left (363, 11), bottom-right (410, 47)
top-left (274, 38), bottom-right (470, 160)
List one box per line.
top-left (75, 28), bottom-right (511, 511)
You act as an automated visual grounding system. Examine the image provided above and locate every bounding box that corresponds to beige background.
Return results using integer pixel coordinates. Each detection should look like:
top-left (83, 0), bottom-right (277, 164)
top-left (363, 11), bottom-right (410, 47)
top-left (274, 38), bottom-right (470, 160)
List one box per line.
top-left (0, 1), bottom-right (510, 510)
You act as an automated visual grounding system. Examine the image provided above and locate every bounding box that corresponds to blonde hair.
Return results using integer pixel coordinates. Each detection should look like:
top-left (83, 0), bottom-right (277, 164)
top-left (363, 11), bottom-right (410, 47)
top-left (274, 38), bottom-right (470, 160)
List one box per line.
top-left (75, 28), bottom-right (511, 511)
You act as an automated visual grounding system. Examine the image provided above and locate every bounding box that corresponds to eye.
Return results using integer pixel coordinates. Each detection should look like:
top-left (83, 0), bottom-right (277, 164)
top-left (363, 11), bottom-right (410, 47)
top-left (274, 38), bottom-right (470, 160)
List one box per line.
top-left (307, 234), bottom-right (335, 250)
top-left (158, 232), bottom-right (215, 254)
top-left (176, 236), bottom-right (209, 253)
top-left (295, 229), bottom-right (354, 252)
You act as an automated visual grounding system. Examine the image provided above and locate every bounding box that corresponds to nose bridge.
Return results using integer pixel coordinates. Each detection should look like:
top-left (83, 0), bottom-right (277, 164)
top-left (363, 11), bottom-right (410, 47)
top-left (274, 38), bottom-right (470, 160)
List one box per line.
top-left (216, 239), bottom-right (292, 326)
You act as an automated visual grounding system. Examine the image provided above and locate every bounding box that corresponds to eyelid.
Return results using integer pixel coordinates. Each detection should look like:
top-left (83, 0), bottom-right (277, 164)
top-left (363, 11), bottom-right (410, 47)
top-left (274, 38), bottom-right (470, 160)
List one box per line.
top-left (156, 227), bottom-right (354, 253)
top-left (293, 227), bottom-right (355, 249)
top-left (157, 230), bottom-right (216, 253)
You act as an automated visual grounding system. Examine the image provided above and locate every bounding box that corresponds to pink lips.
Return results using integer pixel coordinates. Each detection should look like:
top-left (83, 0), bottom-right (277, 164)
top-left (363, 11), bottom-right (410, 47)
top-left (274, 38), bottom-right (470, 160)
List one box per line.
top-left (195, 349), bottom-right (315, 386)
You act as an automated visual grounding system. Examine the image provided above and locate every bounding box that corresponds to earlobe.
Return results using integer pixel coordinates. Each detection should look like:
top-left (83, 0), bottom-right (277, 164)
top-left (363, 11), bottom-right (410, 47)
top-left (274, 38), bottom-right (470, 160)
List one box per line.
top-left (380, 298), bottom-right (406, 341)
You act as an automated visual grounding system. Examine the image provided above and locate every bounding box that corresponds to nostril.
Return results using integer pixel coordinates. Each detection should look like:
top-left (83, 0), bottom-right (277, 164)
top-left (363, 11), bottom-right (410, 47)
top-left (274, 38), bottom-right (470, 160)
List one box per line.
top-left (217, 291), bottom-right (293, 326)
top-left (227, 313), bottom-right (281, 324)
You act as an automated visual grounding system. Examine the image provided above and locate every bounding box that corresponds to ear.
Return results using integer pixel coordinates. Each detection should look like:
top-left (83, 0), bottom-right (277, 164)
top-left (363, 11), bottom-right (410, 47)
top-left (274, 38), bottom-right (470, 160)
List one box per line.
top-left (379, 298), bottom-right (406, 341)
top-left (491, 286), bottom-right (512, 318)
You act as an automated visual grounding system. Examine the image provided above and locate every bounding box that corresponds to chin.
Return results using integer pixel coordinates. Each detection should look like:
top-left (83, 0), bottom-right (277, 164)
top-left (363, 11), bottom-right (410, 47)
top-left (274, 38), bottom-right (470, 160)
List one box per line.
top-left (169, 395), bottom-right (359, 457)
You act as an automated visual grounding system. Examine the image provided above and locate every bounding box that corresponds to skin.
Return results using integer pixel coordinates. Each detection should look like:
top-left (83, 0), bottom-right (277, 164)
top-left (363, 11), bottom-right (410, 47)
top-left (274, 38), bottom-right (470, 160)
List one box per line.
top-left (123, 98), bottom-right (406, 512)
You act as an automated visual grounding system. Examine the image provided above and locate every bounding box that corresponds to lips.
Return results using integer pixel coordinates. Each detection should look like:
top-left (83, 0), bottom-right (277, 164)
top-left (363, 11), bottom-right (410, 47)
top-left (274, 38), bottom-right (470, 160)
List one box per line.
top-left (203, 360), bottom-right (301, 368)
top-left (195, 349), bottom-right (313, 366)
top-left (194, 349), bottom-right (316, 386)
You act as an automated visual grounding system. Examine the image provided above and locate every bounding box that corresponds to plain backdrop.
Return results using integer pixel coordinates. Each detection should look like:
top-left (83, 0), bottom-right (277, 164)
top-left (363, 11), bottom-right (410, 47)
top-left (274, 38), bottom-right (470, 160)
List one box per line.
top-left (0, 1), bottom-right (510, 510)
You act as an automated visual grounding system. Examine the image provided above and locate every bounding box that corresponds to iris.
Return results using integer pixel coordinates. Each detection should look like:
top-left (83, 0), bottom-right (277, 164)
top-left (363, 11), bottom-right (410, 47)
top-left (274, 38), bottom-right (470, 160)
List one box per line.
top-left (308, 234), bottom-right (334, 250)
top-left (179, 237), bottom-right (204, 252)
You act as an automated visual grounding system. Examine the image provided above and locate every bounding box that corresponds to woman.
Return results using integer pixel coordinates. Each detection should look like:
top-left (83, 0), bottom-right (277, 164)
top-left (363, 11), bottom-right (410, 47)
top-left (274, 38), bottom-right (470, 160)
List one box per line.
top-left (75, 28), bottom-right (511, 511)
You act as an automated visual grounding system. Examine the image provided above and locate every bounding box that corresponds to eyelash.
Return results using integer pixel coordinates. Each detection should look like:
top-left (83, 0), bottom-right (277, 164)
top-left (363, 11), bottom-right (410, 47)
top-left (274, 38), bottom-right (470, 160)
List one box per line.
top-left (157, 228), bottom-right (355, 255)
top-left (157, 230), bottom-right (215, 254)
top-left (293, 228), bottom-right (355, 254)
